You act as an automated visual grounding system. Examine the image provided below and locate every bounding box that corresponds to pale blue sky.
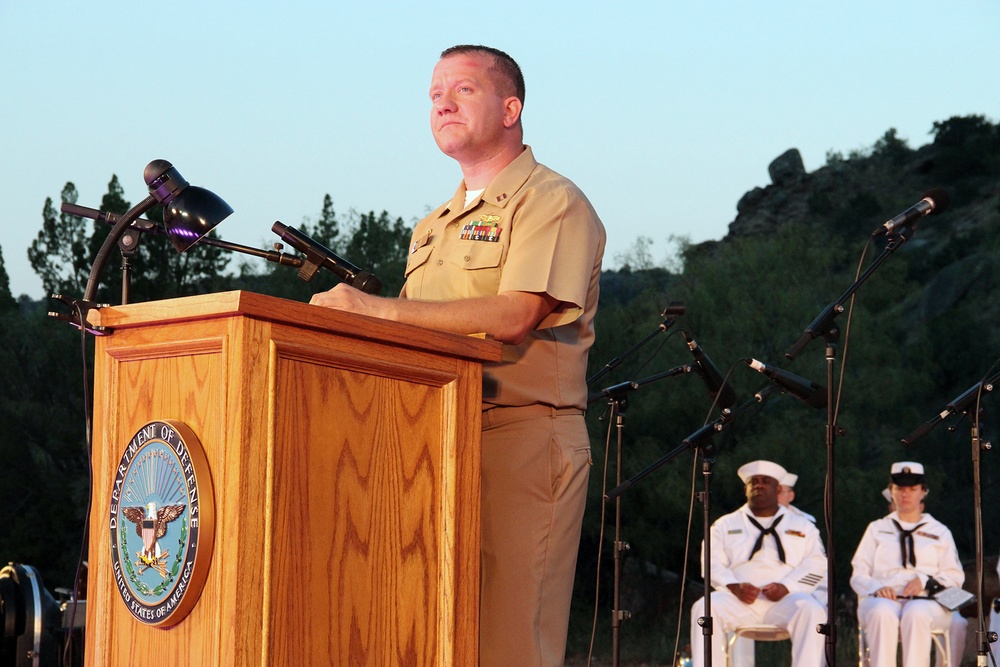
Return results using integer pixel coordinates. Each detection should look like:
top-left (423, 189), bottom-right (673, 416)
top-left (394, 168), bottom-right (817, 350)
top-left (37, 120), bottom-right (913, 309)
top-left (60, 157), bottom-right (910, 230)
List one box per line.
top-left (1, 1), bottom-right (997, 299)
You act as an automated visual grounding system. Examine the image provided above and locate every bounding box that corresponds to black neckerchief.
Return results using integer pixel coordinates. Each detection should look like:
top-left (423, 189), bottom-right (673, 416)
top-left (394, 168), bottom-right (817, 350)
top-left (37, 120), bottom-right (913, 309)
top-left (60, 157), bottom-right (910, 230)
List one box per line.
top-left (891, 518), bottom-right (926, 567)
top-left (747, 513), bottom-right (785, 563)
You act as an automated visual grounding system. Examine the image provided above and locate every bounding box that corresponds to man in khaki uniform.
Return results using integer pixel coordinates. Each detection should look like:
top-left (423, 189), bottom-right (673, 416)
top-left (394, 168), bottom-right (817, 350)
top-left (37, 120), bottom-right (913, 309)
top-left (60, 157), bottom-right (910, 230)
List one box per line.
top-left (311, 44), bottom-right (605, 667)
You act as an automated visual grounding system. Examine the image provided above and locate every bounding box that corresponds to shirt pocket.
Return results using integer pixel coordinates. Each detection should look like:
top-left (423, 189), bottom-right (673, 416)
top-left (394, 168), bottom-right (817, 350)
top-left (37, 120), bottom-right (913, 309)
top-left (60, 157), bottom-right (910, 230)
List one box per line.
top-left (404, 245), bottom-right (434, 279)
top-left (448, 241), bottom-right (504, 296)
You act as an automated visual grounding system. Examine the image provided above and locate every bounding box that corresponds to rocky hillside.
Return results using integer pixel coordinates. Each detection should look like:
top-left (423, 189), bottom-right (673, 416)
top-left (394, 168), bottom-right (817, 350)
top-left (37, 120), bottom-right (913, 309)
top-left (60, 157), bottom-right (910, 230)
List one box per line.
top-left (717, 115), bottom-right (1000, 364)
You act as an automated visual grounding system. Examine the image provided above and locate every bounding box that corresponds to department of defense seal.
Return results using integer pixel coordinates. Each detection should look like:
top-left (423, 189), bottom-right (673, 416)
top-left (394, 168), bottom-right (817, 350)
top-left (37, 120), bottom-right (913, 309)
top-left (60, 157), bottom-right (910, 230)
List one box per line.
top-left (109, 420), bottom-right (215, 627)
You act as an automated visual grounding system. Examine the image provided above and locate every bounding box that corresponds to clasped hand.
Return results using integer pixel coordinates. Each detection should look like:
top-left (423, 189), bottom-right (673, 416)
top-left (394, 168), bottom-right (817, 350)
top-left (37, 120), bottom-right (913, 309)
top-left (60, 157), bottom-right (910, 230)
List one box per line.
top-left (727, 582), bottom-right (789, 603)
top-left (874, 577), bottom-right (923, 600)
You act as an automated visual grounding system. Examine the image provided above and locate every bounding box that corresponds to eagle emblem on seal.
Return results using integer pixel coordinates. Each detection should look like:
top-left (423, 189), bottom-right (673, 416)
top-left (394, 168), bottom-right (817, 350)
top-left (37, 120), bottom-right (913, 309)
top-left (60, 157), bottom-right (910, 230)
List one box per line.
top-left (121, 502), bottom-right (186, 577)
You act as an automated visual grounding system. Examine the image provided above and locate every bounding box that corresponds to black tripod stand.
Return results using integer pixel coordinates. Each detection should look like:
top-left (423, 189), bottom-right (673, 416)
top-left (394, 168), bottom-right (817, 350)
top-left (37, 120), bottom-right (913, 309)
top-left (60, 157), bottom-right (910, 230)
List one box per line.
top-left (605, 385), bottom-right (780, 667)
top-left (903, 369), bottom-right (1000, 665)
top-left (587, 302), bottom-right (718, 667)
top-left (592, 364), bottom-right (699, 665)
top-left (785, 223), bottom-right (922, 665)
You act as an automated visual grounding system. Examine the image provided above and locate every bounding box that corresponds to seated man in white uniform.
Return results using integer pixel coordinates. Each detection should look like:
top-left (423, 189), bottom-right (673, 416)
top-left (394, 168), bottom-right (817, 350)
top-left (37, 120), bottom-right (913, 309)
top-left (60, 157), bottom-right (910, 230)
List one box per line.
top-left (851, 462), bottom-right (964, 667)
top-left (729, 469), bottom-right (820, 666)
top-left (689, 460), bottom-right (827, 667)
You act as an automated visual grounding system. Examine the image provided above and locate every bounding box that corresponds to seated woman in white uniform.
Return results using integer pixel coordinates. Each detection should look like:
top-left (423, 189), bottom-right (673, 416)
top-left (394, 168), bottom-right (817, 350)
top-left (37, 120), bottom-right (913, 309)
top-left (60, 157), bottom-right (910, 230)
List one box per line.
top-left (851, 461), bottom-right (965, 667)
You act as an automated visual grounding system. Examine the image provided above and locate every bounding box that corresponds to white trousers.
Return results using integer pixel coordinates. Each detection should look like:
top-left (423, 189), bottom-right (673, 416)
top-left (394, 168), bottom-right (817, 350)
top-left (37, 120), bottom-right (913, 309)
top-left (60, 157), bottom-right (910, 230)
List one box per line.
top-left (942, 612), bottom-right (967, 667)
top-left (729, 588), bottom-right (828, 667)
top-left (858, 596), bottom-right (952, 667)
top-left (690, 589), bottom-right (825, 667)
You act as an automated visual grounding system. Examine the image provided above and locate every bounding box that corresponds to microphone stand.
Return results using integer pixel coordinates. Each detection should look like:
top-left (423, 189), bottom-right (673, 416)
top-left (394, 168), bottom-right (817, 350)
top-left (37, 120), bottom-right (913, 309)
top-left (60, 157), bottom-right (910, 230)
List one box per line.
top-left (585, 303), bottom-right (686, 666)
top-left (590, 364), bottom-right (695, 667)
top-left (969, 412), bottom-right (994, 666)
top-left (605, 385), bottom-right (780, 667)
top-left (784, 225), bottom-right (919, 666)
top-left (904, 369), bottom-right (1000, 665)
top-left (118, 226), bottom-right (141, 305)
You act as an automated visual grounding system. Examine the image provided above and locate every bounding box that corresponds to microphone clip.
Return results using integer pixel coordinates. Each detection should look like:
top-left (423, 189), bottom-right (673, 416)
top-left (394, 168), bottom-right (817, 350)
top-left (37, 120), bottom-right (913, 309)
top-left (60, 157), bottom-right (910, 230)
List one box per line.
top-left (293, 245), bottom-right (326, 283)
top-left (47, 294), bottom-right (113, 336)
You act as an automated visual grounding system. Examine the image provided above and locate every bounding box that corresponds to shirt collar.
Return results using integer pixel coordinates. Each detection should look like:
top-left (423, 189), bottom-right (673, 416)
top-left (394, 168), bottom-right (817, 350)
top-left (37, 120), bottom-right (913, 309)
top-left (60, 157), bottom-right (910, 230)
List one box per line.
top-left (439, 145), bottom-right (538, 217)
top-left (741, 503), bottom-right (787, 524)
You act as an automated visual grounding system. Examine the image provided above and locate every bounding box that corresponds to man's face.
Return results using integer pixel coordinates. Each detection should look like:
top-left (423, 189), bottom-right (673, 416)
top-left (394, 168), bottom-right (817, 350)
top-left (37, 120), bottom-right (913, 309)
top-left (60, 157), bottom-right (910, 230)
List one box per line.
top-left (777, 484), bottom-right (795, 507)
top-left (428, 53), bottom-right (519, 161)
top-left (745, 475), bottom-right (780, 514)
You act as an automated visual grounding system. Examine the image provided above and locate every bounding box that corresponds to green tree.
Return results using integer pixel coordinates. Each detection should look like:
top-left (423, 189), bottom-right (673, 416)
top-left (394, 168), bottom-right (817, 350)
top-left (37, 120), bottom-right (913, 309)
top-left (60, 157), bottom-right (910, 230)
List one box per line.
top-left (27, 182), bottom-right (92, 298)
top-left (314, 193), bottom-right (342, 251)
top-left (931, 114), bottom-right (995, 148)
top-left (0, 247), bottom-right (17, 312)
top-left (0, 306), bottom-right (89, 587)
top-left (871, 127), bottom-right (911, 165)
top-left (341, 210), bottom-right (410, 297)
top-left (929, 114), bottom-right (1000, 195)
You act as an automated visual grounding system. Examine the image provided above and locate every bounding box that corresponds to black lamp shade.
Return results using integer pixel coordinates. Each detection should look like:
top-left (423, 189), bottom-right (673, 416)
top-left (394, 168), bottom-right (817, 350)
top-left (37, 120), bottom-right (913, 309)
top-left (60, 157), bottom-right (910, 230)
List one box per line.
top-left (162, 186), bottom-right (234, 253)
top-left (144, 159), bottom-right (233, 253)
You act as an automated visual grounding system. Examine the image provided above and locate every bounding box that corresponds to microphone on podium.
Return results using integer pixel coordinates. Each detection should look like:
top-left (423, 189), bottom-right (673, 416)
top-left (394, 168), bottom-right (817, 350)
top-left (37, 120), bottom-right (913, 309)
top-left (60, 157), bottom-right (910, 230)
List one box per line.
top-left (272, 221), bottom-right (382, 294)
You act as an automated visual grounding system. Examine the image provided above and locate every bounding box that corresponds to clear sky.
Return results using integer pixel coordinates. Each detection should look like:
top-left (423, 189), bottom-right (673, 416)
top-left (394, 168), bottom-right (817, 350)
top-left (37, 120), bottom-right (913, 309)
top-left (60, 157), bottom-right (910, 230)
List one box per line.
top-left (1, 1), bottom-right (997, 300)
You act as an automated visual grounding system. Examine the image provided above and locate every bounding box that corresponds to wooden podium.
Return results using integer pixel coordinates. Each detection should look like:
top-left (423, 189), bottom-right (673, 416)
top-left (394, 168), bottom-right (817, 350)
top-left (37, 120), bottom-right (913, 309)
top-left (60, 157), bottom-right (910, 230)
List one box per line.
top-left (84, 291), bottom-right (501, 666)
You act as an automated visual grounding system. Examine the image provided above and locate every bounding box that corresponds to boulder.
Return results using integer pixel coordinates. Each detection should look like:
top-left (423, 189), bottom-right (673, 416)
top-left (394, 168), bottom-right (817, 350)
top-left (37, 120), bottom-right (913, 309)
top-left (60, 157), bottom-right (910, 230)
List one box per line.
top-left (768, 148), bottom-right (805, 187)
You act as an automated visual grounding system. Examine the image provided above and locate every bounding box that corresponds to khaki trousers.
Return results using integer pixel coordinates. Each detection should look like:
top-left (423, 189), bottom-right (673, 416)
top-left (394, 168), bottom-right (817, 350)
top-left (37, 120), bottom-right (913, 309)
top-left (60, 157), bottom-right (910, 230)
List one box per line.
top-left (478, 405), bottom-right (591, 667)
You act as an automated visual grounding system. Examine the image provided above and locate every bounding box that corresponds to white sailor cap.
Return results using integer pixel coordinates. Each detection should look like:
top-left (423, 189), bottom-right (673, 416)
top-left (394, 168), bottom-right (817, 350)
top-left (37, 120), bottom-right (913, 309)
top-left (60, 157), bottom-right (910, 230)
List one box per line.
top-left (737, 460), bottom-right (788, 485)
top-left (890, 461), bottom-right (925, 486)
top-left (779, 472), bottom-right (798, 488)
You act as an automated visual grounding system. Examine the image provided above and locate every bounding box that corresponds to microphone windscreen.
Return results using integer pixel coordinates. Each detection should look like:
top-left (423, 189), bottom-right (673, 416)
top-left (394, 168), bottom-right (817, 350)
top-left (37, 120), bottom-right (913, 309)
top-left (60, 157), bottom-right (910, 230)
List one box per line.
top-left (924, 188), bottom-right (950, 215)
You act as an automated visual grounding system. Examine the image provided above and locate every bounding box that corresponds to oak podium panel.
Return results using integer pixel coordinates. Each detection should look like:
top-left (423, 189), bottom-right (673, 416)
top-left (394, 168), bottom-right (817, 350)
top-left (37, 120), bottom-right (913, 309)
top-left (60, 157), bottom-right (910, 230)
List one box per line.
top-left (85, 291), bottom-right (501, 666)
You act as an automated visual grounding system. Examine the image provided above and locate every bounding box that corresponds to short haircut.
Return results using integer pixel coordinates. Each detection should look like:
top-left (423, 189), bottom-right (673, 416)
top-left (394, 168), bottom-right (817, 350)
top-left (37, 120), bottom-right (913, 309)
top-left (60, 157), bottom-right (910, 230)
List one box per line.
top-left (440, 44), bottom-right (525, 104)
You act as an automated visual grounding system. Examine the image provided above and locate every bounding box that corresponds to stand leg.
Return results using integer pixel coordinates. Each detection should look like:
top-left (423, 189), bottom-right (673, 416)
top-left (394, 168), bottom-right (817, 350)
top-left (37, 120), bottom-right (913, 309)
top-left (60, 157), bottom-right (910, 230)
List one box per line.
top-left (823, 344), bottom-right (837, 666)
top-left (611, 405), bottom-right (630, 667)
top-left (972, 424), bottom-right (991, 664)
top-left (700, 452), bottom-right (715, 667)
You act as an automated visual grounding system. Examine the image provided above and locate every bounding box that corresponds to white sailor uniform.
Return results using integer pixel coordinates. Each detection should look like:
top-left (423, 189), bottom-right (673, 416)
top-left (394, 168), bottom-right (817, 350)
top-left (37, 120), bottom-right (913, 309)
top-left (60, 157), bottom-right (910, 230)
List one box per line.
top-left (690, 504), bottom-right (827, 667)
top-left (850, 511), bottom-right (964, 667)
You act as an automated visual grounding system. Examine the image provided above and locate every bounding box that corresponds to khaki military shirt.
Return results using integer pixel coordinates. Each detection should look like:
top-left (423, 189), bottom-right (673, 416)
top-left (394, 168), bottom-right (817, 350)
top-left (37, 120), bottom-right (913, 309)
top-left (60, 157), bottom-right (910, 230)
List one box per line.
top-left (402, 146), bottom-right (605, 409)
